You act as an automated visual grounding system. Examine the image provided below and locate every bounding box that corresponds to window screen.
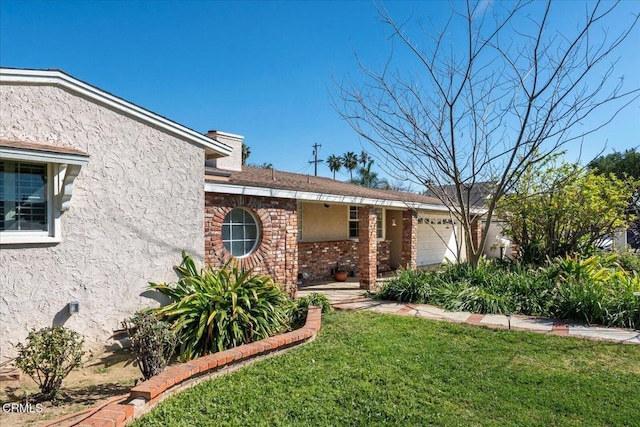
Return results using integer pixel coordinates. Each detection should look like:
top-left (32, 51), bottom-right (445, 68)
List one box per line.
top-left (0, 161), bottom-right (48, 232)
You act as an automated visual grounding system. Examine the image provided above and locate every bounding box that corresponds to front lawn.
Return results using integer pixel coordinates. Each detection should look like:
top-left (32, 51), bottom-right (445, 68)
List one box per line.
top-left (132, 311), bottom-right (640, 426)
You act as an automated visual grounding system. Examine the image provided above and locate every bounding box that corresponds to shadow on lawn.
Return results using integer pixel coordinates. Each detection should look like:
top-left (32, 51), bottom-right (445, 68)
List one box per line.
top-left (2, 382), bottom-right (132, 406)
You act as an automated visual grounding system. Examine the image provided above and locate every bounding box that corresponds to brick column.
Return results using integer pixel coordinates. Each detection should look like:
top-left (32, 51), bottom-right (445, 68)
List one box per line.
top-left (358, 206), bottom-right (377, 290)
top-left (285, 208), bottom-right (299, 297)
top-left (401, 209), bottom-right (417, 269)
top-left (471, 219), bottom-right (483, 251)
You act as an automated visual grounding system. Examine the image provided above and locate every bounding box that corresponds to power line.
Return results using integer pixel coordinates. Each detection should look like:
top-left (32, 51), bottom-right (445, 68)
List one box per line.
top-left (308, 143), bottom-right (323, 176)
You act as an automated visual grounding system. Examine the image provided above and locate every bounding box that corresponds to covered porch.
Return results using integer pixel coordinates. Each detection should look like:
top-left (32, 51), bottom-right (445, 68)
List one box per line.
top-left (297, 202), bottom-right (417, 290)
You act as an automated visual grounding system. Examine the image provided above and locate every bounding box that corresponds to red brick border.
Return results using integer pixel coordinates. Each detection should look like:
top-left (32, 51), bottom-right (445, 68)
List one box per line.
top-left (74, 307), bottom-right (322, 427)
top-left (551, 323), bottom-right (570, 336)
top-left (467, 314), bottom-right (485, 325)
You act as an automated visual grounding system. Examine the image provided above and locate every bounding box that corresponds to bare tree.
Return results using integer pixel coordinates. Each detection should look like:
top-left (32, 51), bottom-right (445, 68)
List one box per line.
top-left (336, 0), bottom-right (639, 268)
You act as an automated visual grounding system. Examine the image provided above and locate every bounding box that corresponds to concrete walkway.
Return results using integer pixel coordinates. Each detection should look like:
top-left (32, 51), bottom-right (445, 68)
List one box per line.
top-left (298, 280), bottom-right (640, 345)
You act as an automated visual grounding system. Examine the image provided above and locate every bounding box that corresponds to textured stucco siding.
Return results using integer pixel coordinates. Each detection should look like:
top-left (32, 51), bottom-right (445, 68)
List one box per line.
top-left (0, 84), bottom-right (204, 360)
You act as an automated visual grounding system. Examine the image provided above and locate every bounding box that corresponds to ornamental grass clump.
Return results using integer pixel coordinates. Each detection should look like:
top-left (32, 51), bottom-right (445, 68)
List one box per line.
top-left (14, 326), bottom-right (84, 401)
top-left (150, 252), bottom-right (291, 361)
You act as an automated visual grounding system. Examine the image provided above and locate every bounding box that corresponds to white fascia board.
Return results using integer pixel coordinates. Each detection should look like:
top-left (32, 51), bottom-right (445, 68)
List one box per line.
top-left (204, 182), bottom-right (454, 212)
top-left (211, 130), bottom-right (244, 140)
top-left (0, 68), bottom-right (232, 157)
top-left (0, 146), bottom-right (89, 165)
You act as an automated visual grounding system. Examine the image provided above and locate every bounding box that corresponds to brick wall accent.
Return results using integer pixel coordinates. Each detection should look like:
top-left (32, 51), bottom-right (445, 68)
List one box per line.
top-left (299, 240), bottom-right (357, 281)
top-left (470, 220), bottom-right (483, 252)
top-left (298, 240), bottom-right (391, 282)
top-left (205, 194), bottom-right (298, 295)
top-left (401, 209), bottom-right (417, 269)
top-left (358, 206), bottom-right (377, 290)
top-left (377, 240), bottom-right (391, 274)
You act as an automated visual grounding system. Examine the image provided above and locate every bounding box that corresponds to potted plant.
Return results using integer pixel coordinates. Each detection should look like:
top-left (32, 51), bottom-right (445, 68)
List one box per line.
top-left (334, 261), bottom-right (348, 282)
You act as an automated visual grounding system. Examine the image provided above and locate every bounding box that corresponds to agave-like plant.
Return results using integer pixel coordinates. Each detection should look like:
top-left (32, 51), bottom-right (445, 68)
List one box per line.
top-left (149, 252), bottom-right (291, 361)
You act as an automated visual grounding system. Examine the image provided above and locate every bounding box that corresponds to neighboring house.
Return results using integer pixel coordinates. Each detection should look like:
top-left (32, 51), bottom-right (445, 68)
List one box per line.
top-left (426, 182), bottom-right (512, 259)
top-left (0, 67), bottom-right (477, 360)
top-left (425, 181), bottom-right (497, 208)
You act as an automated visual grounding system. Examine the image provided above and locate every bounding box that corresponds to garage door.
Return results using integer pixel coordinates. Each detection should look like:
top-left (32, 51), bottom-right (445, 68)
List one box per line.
top-left (416, 216), bottom-right (459, 266)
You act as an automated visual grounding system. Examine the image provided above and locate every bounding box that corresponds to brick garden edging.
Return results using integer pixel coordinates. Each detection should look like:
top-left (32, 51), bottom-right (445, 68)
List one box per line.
top-left (74, 307), bottom-right (322, 427)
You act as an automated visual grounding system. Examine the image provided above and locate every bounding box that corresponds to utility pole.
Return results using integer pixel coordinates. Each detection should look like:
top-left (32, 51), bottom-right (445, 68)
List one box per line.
top-left (308, 143), bottom-right (323, 176)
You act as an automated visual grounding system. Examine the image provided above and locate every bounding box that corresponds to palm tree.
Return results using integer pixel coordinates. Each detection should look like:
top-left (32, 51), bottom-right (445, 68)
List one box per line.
top-left (242, 143), bottom-right (251, 166)
top-left (359, 151), bottom-right (369, 167)
top-left (327, 155), bottom-right (343, 179)
top-left (342, 151), bottom-right (358, 180)
top-left (351, 159), bottom-right (390, 189)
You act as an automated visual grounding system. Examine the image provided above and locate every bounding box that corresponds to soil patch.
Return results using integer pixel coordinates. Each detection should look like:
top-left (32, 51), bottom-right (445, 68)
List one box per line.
top-left (1, 349), bottom-right (141, 427)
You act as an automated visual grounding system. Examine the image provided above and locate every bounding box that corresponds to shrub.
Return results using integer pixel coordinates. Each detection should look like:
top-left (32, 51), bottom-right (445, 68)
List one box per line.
top-left (444, 286), bottom-right (513, 314)
top-left (290, 293), bottom-right (332, 328)
top-left (505, 271), bottom-right (554, 316)
top-left (372, 256), bottom-right (640, 329)
top-left (123, 312), bottom-right (176, 380)
top-left (150, 252), bottom-right (291, 361)
top-left (549, 255), bottom-right (640, 328)
top-left (617, 250), bottom-right (640, 273)
top-left (375, 268), bottom-right (433, 303)
top-left (14, 326), bottom-right (84, 401)
top-left (605, 274), bottom-right (640, 329)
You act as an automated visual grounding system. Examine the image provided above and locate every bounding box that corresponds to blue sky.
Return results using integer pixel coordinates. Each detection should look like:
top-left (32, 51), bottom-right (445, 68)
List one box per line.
top-left (1, 0), bottom-right (638, 184)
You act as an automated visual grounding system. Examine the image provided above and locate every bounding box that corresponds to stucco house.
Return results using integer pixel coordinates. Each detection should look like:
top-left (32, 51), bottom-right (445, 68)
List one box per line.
top-left (0, 67), bottom-right (473, 360)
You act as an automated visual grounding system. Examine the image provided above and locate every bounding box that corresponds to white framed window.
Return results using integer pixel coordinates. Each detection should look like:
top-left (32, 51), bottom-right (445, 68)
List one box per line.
top-left (222, 208), bottom-right (260, 258)
top-left (0, 161), bottom-right (61, 244)
top-left (349, 206), bottom-right (384, 240)
top-left (349, 206), bottom-right (359, 239)
top-left (1, 161), bottom-right (48, 232)
top-left (0, 143), bottom-right (88, 245)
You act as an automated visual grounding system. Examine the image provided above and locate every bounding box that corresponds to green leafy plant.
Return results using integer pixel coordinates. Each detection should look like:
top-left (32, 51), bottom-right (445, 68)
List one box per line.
top-left (445, 286), bottom-right (513, 314)
top-left (123, 312), bottom-right (176, 380)
top-left (290, 293), bottom-right (332, 328)
top-left (616, 250), bottom-right (640, 273)
top-left (375, 268), bottom-right (433, 303)
top-left (14, 326), bottom-right (84, 401)
top-left (150, 252), bottom-right (291, 361)
top-left (496, 160), bottom-right (637, 264)
top-left (373, 257), bottom-right (640, 329)
top-left (549, 255), bottom-right (640, 327)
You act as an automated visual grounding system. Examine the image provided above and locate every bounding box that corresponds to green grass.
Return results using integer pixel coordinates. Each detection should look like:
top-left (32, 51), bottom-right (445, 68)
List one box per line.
top-left (132, 311), bottom-right (640, 427)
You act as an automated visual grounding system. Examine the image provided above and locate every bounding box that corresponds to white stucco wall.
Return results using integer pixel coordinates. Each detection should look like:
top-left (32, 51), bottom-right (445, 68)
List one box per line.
top-left (0, 84), bottom-right (205, 360)
top-left (483, 220), bottom-right (512, 259)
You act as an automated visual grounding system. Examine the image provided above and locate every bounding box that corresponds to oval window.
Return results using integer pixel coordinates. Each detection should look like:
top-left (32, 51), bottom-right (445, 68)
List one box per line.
top-left (221, 208), bottom-right (259, 257)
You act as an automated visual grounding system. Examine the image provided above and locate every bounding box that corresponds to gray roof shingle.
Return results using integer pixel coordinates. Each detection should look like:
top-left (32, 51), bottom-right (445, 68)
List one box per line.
top-left (207, 166), bottom-right (444, 206)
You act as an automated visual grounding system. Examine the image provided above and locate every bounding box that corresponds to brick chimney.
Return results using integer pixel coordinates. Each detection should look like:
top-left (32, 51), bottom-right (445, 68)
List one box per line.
top-left (205, 130), bottom-right (244, 171)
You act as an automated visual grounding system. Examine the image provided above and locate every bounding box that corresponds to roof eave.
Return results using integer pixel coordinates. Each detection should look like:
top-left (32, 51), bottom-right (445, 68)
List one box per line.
top-left (0, 145), bottom-right (89, 165)
top-left (204, 181), bottom-right (455, 212)
top-left (0, 68), bottom-right (232, 157)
